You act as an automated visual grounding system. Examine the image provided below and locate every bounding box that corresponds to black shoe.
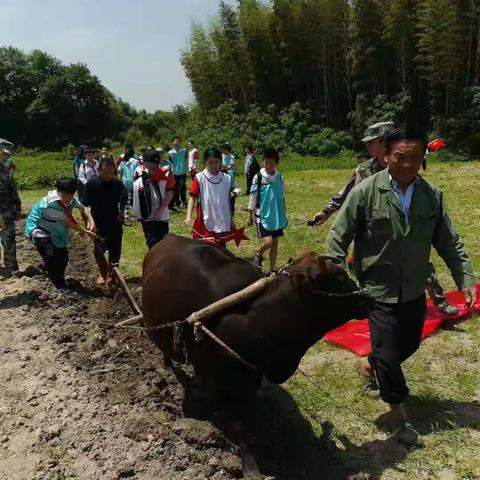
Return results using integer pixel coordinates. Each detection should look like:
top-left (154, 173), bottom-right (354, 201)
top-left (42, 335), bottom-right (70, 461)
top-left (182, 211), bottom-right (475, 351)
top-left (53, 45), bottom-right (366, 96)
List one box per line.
top-left (394, 422), bottom-right (424, 448)
top-left (53, 278), bottom-right (69, 291)
top-left (181, 203), bottom-right (188, 209)
top-left (170, 206), bottom-right (179, 213)
top-left (436, 300), bottom-right (460, 316)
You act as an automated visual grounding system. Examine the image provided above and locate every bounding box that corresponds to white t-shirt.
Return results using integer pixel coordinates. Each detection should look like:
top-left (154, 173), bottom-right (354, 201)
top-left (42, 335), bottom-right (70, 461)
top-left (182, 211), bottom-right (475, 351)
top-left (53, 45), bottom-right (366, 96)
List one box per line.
top-left (188, 148), bottom-right (199, 171)
top-left (197, 169), bottom-right (232, 233)
top-left (78, 161), bottom-right (99, 185)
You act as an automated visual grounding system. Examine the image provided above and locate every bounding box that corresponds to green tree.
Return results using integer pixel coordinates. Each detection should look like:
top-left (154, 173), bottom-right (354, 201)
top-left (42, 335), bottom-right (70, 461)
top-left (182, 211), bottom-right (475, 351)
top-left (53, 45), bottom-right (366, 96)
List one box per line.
top-left (416, 0), bottom-right (462, 117)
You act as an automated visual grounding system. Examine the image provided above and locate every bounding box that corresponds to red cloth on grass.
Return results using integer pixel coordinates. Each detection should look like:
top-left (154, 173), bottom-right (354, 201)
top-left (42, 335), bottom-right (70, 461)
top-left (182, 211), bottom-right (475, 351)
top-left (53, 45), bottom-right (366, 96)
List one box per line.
top-left (324, 284), bottom-right (480, 356)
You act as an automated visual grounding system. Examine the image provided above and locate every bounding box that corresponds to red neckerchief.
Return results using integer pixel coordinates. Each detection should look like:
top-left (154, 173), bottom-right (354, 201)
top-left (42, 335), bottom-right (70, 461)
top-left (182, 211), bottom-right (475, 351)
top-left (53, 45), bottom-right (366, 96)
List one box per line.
top-left (149, 167), bottom-right (167, 183)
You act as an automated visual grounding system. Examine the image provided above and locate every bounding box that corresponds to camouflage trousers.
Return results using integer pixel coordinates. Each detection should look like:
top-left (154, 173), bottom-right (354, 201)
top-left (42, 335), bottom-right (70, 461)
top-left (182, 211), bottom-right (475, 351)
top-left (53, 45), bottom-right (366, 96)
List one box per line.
top-left (0, 212), bottom-right (18, 270)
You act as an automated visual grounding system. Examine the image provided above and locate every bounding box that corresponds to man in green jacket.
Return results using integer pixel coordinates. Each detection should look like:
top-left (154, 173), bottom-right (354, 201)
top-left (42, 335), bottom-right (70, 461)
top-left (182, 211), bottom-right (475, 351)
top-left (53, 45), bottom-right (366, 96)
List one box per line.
top-left (311, 121), bottom-right (460, 316)
top-left (326, 127), bottom-right (476, 445)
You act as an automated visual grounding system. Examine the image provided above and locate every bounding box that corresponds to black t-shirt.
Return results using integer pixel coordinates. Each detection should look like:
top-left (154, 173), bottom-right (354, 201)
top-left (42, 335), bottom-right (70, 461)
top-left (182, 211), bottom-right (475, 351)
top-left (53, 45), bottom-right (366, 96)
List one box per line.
top-left (81, 177), bottom-right (126, 232)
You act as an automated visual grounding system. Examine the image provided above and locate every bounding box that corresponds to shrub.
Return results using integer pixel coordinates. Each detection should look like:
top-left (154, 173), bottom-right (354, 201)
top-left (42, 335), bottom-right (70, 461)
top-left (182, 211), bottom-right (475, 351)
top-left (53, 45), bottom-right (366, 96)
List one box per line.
top-left (305, 129), bottom-right (352, 156)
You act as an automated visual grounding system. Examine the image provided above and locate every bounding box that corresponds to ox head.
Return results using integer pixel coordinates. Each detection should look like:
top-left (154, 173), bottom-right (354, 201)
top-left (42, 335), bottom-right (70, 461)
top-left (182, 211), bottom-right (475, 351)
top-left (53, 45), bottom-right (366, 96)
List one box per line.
top-left (288, 252), bottom-right (374, 326)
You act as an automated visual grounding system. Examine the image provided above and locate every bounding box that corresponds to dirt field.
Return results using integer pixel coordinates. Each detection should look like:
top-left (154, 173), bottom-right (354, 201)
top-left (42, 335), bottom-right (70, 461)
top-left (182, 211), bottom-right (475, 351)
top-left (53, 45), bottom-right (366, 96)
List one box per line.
top-left (0, 225), bottom-right (351, 480)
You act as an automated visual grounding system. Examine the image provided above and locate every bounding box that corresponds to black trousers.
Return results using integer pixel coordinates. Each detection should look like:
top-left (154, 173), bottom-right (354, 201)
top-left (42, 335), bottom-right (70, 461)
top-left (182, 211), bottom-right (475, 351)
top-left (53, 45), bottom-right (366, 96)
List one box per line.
top-left (142, 221), bottom-right (169, 249)
top-left (94, 225), bottom-right (123, 266)
top-left (368, 295), bottom-right (427, 404)
top-left (172, 174), bottom-right (187, 207)
top-left (245, 174), bottom-right (253, 195)
top-left (33, 236), bottom-right (69, 287)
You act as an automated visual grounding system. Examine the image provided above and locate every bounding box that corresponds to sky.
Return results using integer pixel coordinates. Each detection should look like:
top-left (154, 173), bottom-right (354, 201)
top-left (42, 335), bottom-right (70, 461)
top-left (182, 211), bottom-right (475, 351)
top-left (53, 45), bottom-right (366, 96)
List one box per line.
top-left (0, 0), bottom-right (233, 112)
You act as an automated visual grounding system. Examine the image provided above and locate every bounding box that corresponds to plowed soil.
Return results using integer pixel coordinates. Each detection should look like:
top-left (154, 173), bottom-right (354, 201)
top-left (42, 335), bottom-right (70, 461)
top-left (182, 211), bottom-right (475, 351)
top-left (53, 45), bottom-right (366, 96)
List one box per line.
top-left (0, 225), bottom-right (344, 480)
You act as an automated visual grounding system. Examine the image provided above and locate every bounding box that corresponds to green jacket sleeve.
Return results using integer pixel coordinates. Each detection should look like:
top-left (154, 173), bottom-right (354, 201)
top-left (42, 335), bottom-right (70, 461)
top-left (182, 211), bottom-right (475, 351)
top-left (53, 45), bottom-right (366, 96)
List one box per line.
top-left (325, 187), bottom-right (365, 266)
top-left (433, 191), bottom-right (475, 290)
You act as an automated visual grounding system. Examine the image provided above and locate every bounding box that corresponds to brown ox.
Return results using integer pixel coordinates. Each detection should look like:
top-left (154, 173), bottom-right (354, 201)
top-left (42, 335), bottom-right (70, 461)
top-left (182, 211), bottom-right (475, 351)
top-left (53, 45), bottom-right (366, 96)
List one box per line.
top-left (141, 234), bottom-right (373, 399)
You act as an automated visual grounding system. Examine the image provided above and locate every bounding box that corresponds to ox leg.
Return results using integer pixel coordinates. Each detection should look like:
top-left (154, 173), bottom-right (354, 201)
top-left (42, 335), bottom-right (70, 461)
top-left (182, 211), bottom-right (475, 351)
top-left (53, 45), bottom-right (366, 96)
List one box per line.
top-left (210, 383), bottom-right (262, 477)
top-left (221, 420), bottom-right (260, 478)
top-left (239, 440), bottom-right (261, 477)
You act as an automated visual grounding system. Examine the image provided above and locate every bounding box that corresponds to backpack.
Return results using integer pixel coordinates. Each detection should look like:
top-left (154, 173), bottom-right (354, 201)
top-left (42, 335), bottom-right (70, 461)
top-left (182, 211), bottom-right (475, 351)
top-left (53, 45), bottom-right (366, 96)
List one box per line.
top-left (134, 172), bottom-right (162, 220)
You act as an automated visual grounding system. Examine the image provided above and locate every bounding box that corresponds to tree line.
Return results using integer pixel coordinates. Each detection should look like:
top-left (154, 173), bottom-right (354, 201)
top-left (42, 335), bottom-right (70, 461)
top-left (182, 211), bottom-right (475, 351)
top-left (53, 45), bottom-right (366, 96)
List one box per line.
top-left (0, 47), bottom-right (136, 150)
top-left (181, 0), bottom-right (480, 154)
top-left (3, 1), bottom-right (480, 156)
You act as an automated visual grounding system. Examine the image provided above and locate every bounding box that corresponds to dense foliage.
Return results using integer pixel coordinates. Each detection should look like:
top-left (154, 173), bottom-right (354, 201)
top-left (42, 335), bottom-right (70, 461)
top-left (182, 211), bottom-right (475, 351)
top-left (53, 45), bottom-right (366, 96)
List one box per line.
top-left (124, 101), bottom-right (352, 157)
top-left (4, 1), bottom-right (480, 156)
top-left (0, 47), bottom-right (135, 150)
top-left (181, 0), bottom-right (480, 154)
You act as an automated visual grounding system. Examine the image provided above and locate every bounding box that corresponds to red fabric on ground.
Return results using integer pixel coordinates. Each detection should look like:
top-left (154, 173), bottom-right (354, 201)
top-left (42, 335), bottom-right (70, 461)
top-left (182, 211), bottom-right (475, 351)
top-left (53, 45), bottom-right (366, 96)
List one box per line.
top-left (324, 284), bottom-right (480, 356)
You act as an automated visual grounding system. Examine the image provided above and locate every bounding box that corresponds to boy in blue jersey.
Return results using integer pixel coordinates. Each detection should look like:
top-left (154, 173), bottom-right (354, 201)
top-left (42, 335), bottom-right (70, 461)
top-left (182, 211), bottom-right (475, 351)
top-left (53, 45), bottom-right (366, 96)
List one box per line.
top-left (221, 143), bottom-right (236, 180)
top-left (25, 178), bottom-right (96, 290)
top-left (168, 137), bottom-right (188, 211)
top-left (247, 148), bottom-right (288, 272)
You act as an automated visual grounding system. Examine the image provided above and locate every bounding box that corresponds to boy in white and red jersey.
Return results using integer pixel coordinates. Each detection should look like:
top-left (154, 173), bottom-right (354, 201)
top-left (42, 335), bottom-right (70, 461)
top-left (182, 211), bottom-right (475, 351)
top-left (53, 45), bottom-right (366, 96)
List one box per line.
top-left (184, 148), bottom-right (240, 245)
top-left (187, 140), bottom-right (199, 180)
top-left (133, 149), bottom-right (174, 249)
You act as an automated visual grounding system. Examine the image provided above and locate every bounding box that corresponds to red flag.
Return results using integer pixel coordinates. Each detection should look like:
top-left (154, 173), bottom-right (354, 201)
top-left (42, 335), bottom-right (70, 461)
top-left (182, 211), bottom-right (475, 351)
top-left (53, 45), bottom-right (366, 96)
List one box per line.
top-left (428, 138), bottom-right (446, 151)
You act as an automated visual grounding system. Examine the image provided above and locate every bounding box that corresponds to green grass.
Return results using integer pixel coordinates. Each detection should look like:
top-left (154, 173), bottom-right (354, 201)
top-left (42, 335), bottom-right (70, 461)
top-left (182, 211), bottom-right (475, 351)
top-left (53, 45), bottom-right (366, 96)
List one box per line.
top-left (14, 153), bottom-right (72, 190)
top-left (20, 160), bottom-right (480, 479)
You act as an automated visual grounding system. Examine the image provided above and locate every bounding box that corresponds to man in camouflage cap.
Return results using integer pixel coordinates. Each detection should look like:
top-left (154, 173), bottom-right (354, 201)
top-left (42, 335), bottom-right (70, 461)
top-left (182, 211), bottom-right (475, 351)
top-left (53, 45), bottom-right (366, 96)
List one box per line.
top-left (309, 121), bottom-right (460, 316)
top-left (0, 146), bottom-right (21, 275)
top-left (309, 121), bottom-right (394, 226)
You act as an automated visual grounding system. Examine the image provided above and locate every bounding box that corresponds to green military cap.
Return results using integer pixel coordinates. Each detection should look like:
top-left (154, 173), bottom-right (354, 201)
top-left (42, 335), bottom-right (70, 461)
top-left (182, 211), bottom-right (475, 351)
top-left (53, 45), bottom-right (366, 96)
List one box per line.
top-left (361, 121), bottom-right (395, 143)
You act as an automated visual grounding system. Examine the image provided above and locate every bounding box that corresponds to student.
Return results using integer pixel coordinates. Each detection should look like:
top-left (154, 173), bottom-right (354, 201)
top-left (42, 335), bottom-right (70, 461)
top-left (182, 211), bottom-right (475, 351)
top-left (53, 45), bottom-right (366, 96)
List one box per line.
top-left (118, 147), bottom-right (139, 206)
top-left (133, 149), bottom-right (174, 249)
top-left (185, 148), bottom-right (238, 244)
top-left (138, 146), bottom-right (147, 165)
top-left (221, 143), bottom-right (236, 180)
top-left (73, 145), bottom-right (86, 180)
top-left (0, 146), bottom-right (21, 275)
top-left (247, 148), bottom-right (288, 272)
top-left (25, 178), bottom-right (96, 290)
top-left (78, 148), bottom-right (99, 198)
top-left (169, 137), bottom-right (188, 210)
top-left (244, 145), bottom-right (260, 195)
top-left (156, 147), bottom-right (172, 172)
top-left (81, 156), bottom-right (127, 285)
top-left (187, 140), bottom-right (199, 180)
top-left (115, 143), bottom-right (137, 169)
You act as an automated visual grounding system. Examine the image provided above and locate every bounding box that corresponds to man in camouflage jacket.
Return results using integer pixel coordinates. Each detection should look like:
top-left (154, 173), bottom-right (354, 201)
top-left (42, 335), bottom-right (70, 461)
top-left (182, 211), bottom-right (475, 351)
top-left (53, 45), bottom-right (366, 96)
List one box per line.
top-left (309, 122), bottom-right (460, 316)
top-left (0, 147), bottom-right (21, 274)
